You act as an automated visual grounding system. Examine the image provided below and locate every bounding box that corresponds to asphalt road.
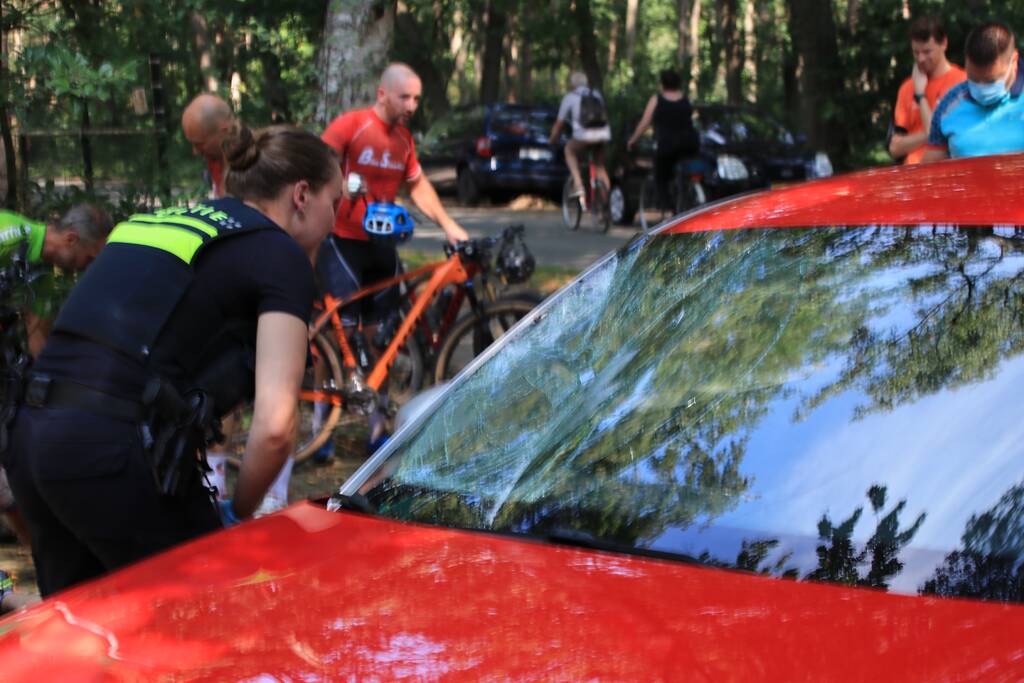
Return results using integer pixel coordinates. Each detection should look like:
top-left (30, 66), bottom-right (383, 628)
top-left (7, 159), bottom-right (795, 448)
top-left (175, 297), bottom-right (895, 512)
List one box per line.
top-left (404, 203), bottom-right (639, 270)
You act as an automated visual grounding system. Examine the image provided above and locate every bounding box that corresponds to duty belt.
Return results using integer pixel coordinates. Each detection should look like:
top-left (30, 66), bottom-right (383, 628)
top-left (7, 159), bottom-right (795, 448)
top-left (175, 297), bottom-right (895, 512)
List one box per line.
top-left (23, 374), bottom-right (146, 422)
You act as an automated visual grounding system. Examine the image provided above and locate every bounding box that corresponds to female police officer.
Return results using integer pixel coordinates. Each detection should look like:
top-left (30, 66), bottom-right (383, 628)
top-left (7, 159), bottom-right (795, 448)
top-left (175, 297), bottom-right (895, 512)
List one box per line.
top-left (3, 124), bottom-right (343, 596)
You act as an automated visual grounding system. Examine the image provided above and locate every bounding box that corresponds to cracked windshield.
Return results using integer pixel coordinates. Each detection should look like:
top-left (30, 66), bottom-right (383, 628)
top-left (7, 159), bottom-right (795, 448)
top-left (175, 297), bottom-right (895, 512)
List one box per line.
top-left (361, 224), bottom-right (1024, 603)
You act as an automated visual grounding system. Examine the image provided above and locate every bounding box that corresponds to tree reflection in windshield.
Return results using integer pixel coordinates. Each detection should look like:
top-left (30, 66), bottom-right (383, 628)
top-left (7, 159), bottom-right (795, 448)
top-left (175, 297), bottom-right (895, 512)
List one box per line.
top-left (360, 225), bottom-right (1024, 603)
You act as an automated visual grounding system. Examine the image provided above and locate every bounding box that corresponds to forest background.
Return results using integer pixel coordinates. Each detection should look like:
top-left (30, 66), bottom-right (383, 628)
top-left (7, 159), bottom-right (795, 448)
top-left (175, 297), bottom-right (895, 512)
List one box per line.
top-left (0, 0), bottom-right (1020, 215)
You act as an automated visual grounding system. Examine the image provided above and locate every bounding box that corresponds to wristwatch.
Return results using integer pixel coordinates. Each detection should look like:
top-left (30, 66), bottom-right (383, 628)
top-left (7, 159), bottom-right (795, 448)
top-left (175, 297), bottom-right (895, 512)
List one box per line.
top-left (913, 92), bottom-right (925, 103)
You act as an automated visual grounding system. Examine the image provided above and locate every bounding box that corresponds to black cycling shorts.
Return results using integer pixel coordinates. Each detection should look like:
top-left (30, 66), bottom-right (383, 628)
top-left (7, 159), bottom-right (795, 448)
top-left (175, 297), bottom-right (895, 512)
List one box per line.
top-left (316, 235), bottom-right (400, 325)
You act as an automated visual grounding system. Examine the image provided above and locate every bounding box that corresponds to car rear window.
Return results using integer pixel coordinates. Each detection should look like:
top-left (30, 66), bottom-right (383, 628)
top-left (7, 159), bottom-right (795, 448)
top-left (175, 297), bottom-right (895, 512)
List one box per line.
top-left (490, 110), bottom-right (557, 137)
top-left (700, 109), bottom-right (795, 145)
top-left (356, 225), bottom-right (1024, 604)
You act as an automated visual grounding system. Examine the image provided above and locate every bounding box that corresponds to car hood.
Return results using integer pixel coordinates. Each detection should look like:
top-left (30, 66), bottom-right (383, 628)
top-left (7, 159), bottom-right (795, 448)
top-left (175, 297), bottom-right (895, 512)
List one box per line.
top-left (1, 502), bottom-right (1022, 681)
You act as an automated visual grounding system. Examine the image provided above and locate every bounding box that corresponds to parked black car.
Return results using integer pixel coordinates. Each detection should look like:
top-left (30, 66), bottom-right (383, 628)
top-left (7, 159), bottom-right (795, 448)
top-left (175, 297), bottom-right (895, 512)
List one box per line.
top-left (609, 103), bottom-right (833, 225)
top-left (418, 104), bottom-right (569, 205)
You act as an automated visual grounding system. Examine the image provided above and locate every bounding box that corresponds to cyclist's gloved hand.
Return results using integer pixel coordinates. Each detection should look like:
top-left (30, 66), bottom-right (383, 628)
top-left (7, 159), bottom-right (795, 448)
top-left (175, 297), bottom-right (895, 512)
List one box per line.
top-left (346, 172), bottom-right (364, 196)
top-left (218, 499), bottom-right (241, 527)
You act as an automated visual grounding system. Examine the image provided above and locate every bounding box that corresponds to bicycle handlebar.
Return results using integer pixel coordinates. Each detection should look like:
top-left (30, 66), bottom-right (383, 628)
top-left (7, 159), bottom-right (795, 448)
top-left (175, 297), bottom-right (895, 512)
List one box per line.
top-left (445, 224), bottom-right (526, 261)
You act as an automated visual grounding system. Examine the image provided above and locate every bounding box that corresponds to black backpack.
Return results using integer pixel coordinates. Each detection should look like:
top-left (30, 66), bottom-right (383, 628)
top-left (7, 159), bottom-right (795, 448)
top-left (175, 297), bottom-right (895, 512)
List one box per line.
top-left (578, 89), bottom-right (608, 128)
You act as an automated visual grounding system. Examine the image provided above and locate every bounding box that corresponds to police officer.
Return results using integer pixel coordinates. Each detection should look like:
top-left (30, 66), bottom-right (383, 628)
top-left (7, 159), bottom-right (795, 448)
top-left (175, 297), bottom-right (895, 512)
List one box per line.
top-left (3, 124), bottom-right (343, 596)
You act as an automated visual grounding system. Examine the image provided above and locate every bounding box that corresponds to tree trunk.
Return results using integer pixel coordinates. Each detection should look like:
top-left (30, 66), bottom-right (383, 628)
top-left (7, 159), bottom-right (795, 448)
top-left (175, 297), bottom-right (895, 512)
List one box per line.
top-left (709, 1), bottom-right (724, 95)
top-left (689, 0), bottom-right (702, 97)
top-left (259, 51), bottom-right (291, 123)
top-left (625, 0), bottom-right (640, 66)
top-left (479, 0), bottom-right (506, 104)
top-left (721, 0), bottom-right (743, 104)
top-left (316, 0), bottom-right (395, 126)
top-left (607, 19), bottom-right (619, 75)
top-left (574, 0), bottom-right (603, 92)
top-left (517, 7), bottom-right (533, 103)
top-left (847, 0), bottom-right (859, 34)
top-left (786, 0), bottom-right (848, 162)
top-left (394, 11), bottom-right (451, 120)
top-left (0, 27), bottom-right (16, 207)
top-left (677, 0), bottom-right (692, 83)
top-left (744, 0), bottom-right (756, 101)
top-left (190, 11), bottom-right (218, 92)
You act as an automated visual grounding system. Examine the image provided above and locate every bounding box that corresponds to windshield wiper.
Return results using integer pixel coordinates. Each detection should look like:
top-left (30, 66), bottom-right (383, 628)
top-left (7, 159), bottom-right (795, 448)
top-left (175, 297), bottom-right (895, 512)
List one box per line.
top-left (327, 492), bottom-right (378, 514)
top-left (512, 525), bottom-right (702, 566)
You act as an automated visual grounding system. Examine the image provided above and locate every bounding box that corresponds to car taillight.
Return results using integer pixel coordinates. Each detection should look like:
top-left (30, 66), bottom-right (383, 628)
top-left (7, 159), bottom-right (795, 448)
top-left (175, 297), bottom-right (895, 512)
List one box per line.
top-left (475, 137), bottom-right (493, 158)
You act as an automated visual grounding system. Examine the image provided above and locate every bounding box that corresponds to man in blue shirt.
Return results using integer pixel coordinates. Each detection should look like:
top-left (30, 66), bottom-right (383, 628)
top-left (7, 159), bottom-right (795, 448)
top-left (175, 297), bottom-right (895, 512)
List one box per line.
top-left (925, 21), bottom-right (1024, 161)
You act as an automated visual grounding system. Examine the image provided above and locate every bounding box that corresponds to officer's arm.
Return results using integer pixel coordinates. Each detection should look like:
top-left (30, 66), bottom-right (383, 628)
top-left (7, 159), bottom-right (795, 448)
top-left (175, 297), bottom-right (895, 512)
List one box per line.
top-left (232, 311), bottom-right (306, 518)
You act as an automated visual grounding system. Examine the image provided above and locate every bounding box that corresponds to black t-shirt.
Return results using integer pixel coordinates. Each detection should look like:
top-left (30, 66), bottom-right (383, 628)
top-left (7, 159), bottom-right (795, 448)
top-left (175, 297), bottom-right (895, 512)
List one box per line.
top-left (652, 93), bottom-right (697, 154)
top-left (36, 221), bottom-right (316, 405)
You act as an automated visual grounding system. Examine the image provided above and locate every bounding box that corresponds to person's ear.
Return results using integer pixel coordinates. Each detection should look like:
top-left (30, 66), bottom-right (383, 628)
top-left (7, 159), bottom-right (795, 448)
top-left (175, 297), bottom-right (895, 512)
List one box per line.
top-left (293, 180), bottom-right (311, 216)
top-left (63, 230), bottom-right (80, 246)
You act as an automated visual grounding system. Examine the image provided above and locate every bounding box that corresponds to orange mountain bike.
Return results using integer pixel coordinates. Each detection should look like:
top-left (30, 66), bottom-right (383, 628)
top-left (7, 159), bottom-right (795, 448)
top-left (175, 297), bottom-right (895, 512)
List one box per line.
top-left (231, 225), bottom-right (538, 464)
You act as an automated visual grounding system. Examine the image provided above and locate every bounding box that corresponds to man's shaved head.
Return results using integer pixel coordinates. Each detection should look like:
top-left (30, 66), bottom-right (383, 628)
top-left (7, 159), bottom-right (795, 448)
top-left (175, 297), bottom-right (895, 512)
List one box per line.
top-left (381, 63), bottom-right (417, 92)
top-left (182, 93), bottom-right (235, 160)
top-left (375, 63), bottom-right (422, 127)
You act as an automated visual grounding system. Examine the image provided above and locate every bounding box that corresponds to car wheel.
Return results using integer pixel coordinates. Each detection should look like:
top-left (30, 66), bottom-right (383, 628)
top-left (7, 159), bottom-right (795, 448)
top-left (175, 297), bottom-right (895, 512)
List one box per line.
top-left (609, 184), bottom-right (636, 225)
top-left (457, 168), bottom-right (481, 206)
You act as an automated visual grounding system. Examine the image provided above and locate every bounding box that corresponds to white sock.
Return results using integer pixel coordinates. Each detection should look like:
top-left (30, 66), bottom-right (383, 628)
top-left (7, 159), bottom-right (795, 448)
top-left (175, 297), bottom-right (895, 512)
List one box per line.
top-left (268, 456), bottom-right (293, 504)
top-left (312, 401), bottom-right (329, 433)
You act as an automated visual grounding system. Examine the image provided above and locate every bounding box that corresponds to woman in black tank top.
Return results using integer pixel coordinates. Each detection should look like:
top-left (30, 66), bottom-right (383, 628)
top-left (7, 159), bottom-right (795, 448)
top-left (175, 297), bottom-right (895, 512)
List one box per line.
top-left (627, 70), bottom-right (699, 210)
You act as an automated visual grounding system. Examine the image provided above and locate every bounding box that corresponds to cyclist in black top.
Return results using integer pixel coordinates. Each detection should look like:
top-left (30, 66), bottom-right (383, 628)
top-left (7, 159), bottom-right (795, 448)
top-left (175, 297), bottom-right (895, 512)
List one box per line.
top-left (627, 70), bottom-right (700, 209)
top-left (4, 125), bottom-right (343, 596)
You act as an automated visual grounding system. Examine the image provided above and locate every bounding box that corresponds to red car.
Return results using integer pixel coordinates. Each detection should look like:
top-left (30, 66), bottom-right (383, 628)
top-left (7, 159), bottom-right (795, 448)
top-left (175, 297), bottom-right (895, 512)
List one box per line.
top-left (4, 155), bottom-right (1024, 680)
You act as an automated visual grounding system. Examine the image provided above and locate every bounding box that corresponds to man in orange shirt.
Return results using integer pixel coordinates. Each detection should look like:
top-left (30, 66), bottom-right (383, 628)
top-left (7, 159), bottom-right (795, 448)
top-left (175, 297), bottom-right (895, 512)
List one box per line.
top-left (889, 16), bottom-right (966, 164)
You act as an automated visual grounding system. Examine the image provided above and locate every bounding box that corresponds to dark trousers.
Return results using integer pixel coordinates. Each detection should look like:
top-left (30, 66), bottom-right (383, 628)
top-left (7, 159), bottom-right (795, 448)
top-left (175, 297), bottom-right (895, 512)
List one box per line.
top-left (2, 406), bottom-right (221, 596)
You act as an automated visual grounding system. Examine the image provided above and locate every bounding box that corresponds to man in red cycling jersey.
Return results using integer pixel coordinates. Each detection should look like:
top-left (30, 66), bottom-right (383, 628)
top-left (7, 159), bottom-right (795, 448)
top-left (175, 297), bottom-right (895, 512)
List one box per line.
top-left (318, 62), bottom-right (469, 456)
top-left (182, 94), bottom-right (235, 198)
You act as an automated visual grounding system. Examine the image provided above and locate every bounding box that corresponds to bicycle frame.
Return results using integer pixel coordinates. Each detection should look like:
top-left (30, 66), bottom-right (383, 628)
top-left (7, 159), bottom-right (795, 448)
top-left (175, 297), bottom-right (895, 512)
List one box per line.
top-left (305, 249), bottom-right (484, 403)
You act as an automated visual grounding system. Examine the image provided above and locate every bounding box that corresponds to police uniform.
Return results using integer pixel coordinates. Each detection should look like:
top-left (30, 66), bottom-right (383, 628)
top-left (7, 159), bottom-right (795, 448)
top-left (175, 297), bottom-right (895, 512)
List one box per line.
top-left (2, 198), bottom-right (316, 596)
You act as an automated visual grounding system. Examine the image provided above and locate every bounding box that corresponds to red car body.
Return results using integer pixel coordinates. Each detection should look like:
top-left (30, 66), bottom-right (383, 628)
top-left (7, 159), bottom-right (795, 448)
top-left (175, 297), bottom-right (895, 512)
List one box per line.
top-left (3, 155), bottom-right (1024, 681)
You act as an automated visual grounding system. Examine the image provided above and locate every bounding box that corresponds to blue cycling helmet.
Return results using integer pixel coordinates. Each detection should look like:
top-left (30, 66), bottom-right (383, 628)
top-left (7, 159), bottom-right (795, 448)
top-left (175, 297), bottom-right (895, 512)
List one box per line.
top-left (363, 203), bottom-right (415, 243)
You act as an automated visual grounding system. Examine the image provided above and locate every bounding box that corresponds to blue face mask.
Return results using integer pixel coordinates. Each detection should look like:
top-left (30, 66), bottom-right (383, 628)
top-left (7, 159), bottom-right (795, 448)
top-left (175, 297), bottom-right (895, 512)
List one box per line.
top-left (970, 65), bottom-right (1011, 107)
top-left (968, 78), bottom-right (1010, 106)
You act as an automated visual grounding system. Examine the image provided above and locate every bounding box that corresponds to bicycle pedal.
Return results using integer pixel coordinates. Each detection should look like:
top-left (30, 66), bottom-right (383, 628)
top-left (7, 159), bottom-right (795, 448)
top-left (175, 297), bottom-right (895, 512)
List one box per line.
top-left (341, 382), bottom-right (378, 415)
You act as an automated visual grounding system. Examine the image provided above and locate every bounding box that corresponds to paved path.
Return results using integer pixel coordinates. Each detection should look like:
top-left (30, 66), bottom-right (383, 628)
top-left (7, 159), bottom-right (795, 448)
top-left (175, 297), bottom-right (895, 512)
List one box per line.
top-left (404, 204), bottom-right (639, 270)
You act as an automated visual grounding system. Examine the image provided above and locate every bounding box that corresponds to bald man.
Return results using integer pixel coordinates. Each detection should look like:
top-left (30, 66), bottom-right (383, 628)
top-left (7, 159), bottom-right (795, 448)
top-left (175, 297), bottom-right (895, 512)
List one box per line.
top-left (316, 63), bottom-right (468, 459)
top-left (181, 94), bottom-right (235, 197)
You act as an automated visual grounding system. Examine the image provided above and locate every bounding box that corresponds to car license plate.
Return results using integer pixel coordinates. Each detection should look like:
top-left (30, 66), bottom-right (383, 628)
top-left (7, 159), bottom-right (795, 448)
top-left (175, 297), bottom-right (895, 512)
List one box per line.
top-left (519, 147), bottom-right (553, 161)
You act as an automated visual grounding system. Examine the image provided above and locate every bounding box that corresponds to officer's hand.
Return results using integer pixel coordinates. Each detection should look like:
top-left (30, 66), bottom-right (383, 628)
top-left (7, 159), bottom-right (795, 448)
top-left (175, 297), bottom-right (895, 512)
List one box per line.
top-left (218, 499), bottom-right (242, 527)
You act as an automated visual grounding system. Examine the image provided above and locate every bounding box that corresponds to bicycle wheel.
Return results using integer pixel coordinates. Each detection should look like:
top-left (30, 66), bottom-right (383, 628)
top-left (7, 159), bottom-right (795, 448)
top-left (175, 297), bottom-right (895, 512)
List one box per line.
top-left (386, 331), bottom-right (425, 404)
top-left (434, 298), bottom-right (536, 383)
top-left (590, 179), bottom-right (612, 233)
top-left (561, 177), bottom-right (582, 231)
top-left (227, 331), bottom-right (343, 467)
top-left (639, 176), bottom-right (668, 232)
top-left (673, 176), bottom-right (707, 214)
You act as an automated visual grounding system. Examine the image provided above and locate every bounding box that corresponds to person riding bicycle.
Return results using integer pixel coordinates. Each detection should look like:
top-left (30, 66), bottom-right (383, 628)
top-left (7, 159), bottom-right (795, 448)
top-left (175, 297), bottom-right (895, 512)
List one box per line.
top-left (0, 204), bottom-right (111, 601)
top-left (318, 62), bottom-right (469, 459)
top-left (549, 72), bottom-right (612, 209)
top-left (4, 125), bottom-right (342, 596)
top-left (626, 69), bottom-right (700, 211)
